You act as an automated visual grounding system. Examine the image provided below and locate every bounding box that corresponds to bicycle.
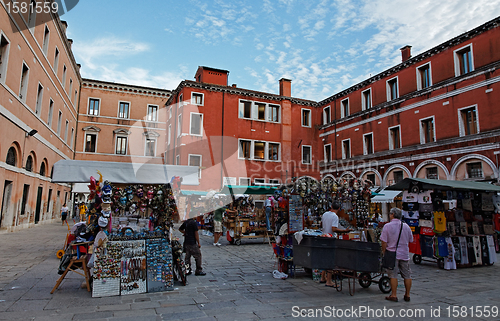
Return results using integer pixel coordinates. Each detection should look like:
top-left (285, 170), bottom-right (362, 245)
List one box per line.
top-left (171, 238), bottom-right (187, 286)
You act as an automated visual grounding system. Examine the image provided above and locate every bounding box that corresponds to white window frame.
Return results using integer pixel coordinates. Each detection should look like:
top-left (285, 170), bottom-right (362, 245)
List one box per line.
top-left (254, 178), bottom-right (266, 185)
top-left (323, 106), bottom-right (331, 124)
top-left (302, 145), bottom-right (312, 165)
top-left (177, 114), bottom-right (182, 137)
top-left (62, 64), bottom-right (67, 89)
top-left (115, 136), bottom-right (128, 155)
top-left (340, 98), bottom-right (349, 118)
top-left (466, 161), bottom-right (483, 179)
top-left (167, 124), bottom-right (171, 145)
top-left (147, 104), bottom-right (158, 121)
top-left (238, 99), bottom-right (253, 119)
top-left (83, 132), bottom-right (98, 153)
top-left (222, 177), bottom-right (237, 186)
top-left (87, 97), bottom-right (100, 116)
top-left (267, 142), bottom-right (281, 162)
top-left (35, 82), bottom-right (43, 116)
top-left (238, 139), bottom-right (252, 159)
top-left (178, 94), bottom-right (183, 107)
top-left (42, 24), bottom-right (50, 55)
top-left (342, 138), bottom-right (351, 159)
top-left (454, 43), bottom-right (474, 77)
top-left (388, 125), bottom-right (402, 150)
top-left (416, 62), bottom-right (432, 90)
top-left (239, 177), bottom-right (251, 186)
top-left (168, 107), bottom-right (172, 119)
top-left (117, 101), bottom-right (131, 119)
top-left (145, 137), bottom-right (157, 157)
top-left (176, 155), bottom-right (180, 165)
top-left (47, 98), bottom-right (54, 126)
top-left (362, 88), bottom-right (372, 111)
top-left (254, 102), bottom-right (267, 121)
top-left (57, 110), bottom-right (62, 135)
top-left (363, 132), bottom-right (374, 155)
top-left (386, 76), bottom-right (399, 102)
top-left (301, 108), bottom-right (311, 128)
top-left (269, 179), bottom-right (280, 186)
top-left (458, 104), bottom-right (480, 137)
top-left (324, 144), bottom-right (332, 163)
top-left (419, 116), bottom-right (436, 144)
top-left (268, 104), bottom-right (280, 123)
top-left (191, 92), bottom-right (204, 106)
top-left (189, 112), bottom-right (203, 136)
top-left (64, 120), bottom-right (69, 142)
top-left (70, 127), bottom-right (74, 149)
top-left (0, 32), bottom-right (11, 84)
top-left (253, 141), bottom-right (266, 160)
top-left (53, 47), bottom-right (59, 74)
top-left (188, 154), bottom-right (202, 179)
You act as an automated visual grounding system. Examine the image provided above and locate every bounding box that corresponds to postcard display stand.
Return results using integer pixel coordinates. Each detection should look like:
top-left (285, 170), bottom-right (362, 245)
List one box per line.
top-left (92, 239), bottom-right (173, 297)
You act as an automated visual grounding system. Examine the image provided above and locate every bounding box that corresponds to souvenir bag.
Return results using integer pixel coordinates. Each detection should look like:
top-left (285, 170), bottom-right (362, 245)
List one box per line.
top-left (382, 223), bottom-right (403, 270)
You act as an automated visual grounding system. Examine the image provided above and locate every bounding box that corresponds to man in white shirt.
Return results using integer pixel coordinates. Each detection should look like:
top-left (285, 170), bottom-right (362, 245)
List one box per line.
top-left (320, 202), bottom-right (351, 287)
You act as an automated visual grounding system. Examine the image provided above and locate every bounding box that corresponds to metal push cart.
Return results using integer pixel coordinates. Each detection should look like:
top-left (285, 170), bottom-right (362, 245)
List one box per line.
top-left (293, 235), bottom-right (391, 296)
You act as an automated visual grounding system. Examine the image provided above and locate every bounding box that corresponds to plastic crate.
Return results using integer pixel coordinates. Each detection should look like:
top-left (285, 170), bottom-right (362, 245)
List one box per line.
top-left (293, 235), bottom-right (380, 272)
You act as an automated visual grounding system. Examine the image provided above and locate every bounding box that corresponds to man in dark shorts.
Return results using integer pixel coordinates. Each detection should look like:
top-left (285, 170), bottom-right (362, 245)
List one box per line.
top-left (179, 217), bottom-right (206, 276)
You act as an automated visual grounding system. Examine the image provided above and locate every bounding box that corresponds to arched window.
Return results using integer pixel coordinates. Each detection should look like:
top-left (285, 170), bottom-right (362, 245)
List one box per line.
top-left (6, 147), bottom-right (17, 166)
top-left (39, 162), bottom-right (46, 176)
top-left (25, 155), bottom-right (33, 172)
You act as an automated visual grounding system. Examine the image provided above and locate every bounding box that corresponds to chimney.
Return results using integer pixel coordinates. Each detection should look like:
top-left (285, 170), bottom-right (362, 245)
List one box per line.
top-left (400, 45), bottom-right (412, 62)
top-left (279, 78), bottom-right (292, 97)
top-left (232, 84), bottom-right (237, 88)
top-left (60, 20), bottom-right (68, 35)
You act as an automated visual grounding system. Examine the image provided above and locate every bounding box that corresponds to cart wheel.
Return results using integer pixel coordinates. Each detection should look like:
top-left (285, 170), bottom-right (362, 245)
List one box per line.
top-left (378, 276), bottom-right (391, 294)
top-left (56, 249), bottom-right (65, 259)
top-left (412, 254), bottom-right (422, 265)
top-left (234, 238), bottom-right (241, 246)
top-left (437, 258), bottom-right (444, 269)
top-left (358, 272), bottom-right (372, 288)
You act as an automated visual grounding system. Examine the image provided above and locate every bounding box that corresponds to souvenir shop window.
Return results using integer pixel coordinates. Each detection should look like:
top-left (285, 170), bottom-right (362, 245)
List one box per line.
top-left (118, 102), bottom-right (130, 119)
top-left (88, 98), bottom-right (100, 116)
top-left (389, 125), bottom-right (401, 149)
top-left (189, 113), bottom-right (203, 136)
top-left (341, 99), bottom-right (349, 118)
top-left (188, 154), bottom-right (202, 178)
top-left (302, 145), bottom-right (312, 164)
top-left (426, 166), bottom-right (438, 179)
top-left (420, 116), bottom-right (435, 144)
top-left (268, 143), bottom-right (280, 161)
top-left (239, 140), bottom-right (251, 159)
top-left (324, 144), bottom-right (331, 163)
top-left (301, 109), bottom-right (311, 127)
top-left (323, 106), bottom-right (331, 124)
top-left (466, 162), bottom-right (483, 179)
top-left (147, 105), bottom-right (158, 121)
top-left (239, 100), bottom-right (252, 119)
top-left (454, 44), bottom-right (474, 76)
top-left (145, 138), bottom-right (156, 157)
top-left (363, 133), bottom-right (374, 155)
top-left (191, 92), bottom-right (204, 105)
top-left (254, 142), bottom-right (265, 160)
top-left (115, 137), bottom-right (127, 155)
top-left (269, 104), bottom-right (280, 122)
top-left (342, 139), bottom-right (350, 159)
top-left (85, 133), bottom-right (97, 153)
top-left (459, 106), bottom-right (479, 136)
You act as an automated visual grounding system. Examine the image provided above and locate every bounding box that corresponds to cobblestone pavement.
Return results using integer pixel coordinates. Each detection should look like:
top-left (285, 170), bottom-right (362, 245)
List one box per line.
top-left (0, 222), bottom-right (499, 320)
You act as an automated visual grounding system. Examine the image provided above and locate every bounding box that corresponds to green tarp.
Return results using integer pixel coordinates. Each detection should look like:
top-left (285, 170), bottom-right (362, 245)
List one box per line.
top-left (219, 185), bottom-right (278, 195)
top-left (385, 178), bottom-right (500, 192)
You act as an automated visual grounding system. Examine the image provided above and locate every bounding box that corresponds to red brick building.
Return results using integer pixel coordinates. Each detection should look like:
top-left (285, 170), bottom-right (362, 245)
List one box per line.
top-left (318, 16), bottom-right (500, 188)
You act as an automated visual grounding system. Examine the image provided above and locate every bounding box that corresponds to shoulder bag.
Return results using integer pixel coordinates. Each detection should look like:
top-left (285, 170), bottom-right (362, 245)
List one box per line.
top-left (382, 222), bottom-right (403, 270)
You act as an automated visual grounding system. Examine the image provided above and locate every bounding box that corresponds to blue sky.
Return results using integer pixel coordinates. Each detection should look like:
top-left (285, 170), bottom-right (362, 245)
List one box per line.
top-left (64, 0), bottom-right (500, 102)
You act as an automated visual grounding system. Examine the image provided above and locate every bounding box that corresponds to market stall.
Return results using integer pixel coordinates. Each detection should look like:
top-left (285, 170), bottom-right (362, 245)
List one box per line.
top-left (386, 178), bottom-right (500, 269)
top-left (51, 160), bottom-right (199, 297)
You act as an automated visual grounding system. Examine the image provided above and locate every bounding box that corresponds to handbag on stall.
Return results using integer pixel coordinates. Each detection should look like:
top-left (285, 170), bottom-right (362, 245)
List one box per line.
top-left (382, 222), bottom-right (403, 270)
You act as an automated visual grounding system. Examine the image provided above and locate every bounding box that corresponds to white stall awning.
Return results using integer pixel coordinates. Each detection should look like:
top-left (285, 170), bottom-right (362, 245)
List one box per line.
top-left (52, 160), bottom-right (199, 186)
top-left (371, 189), bottom-right (402, 203)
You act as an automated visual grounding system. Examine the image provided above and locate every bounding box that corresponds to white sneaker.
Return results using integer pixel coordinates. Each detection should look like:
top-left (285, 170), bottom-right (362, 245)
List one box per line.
top-left (216, 242), bottom-right (221, 246)
top-left (213, 243), bottom-right (217, 246)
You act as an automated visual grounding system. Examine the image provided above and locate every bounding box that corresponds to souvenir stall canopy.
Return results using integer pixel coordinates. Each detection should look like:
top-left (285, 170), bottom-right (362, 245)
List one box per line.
top-left (370, 188), bottom-right (403, 221)
top-left (219, 185), bottom-right (279, 195)
top-left (51, 160), bottom-right (200, 185)
top-left (386, 178), bottom-right (500, 269)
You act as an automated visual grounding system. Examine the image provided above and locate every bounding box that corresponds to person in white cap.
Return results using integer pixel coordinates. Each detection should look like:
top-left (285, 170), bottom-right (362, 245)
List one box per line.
top-left (94, 216), bottom-right (109, 248)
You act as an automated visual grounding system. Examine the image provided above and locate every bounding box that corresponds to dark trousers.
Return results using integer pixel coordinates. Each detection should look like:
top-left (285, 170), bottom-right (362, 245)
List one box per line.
top-left (184, 244), bottom-right (203, 273)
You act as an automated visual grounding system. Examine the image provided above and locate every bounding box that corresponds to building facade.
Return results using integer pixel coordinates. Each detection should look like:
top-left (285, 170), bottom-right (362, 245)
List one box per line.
top-left (0, 3), bottom-right (79, 231)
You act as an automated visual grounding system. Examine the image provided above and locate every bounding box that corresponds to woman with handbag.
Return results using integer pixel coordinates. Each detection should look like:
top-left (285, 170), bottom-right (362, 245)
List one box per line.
top-left (380, 207), bottom-right (413, 302)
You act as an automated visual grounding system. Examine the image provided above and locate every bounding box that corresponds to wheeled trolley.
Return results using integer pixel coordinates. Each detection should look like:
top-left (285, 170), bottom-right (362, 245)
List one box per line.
top-left (224, 216), bottom-right (270, 245)
top-left (293, 235), bottom-right (390, 295)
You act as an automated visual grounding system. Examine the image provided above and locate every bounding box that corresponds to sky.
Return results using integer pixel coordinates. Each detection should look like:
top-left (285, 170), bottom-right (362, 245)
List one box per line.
top-left (63, 0), bottom-right (500, 102)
